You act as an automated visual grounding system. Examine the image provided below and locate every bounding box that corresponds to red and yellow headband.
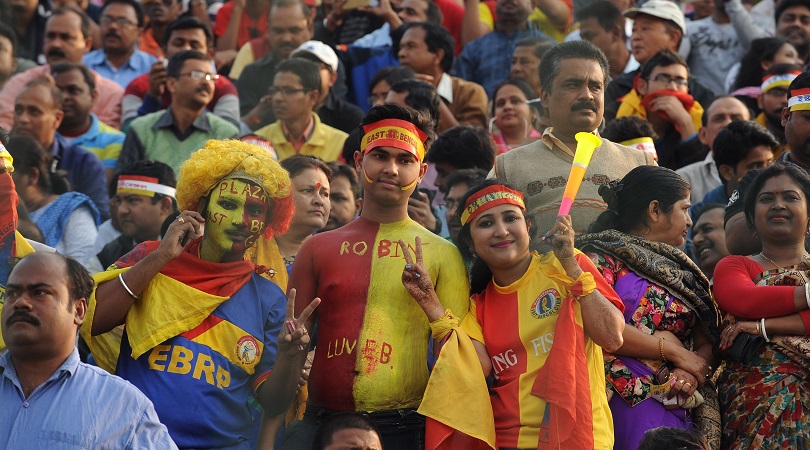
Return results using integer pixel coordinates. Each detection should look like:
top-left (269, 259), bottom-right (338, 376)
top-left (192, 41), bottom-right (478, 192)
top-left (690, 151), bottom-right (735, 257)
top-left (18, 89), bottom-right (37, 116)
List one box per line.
top-left (788, 87), bottom-right (810, 112)
top-left (117, 175), bottom-right (177, 198)
top-left (762, 71), bottom-right (801, 94)
top-left (361, 119), bottom-right (428, 161)
top-left (460, 184), bottom-right (526, 226)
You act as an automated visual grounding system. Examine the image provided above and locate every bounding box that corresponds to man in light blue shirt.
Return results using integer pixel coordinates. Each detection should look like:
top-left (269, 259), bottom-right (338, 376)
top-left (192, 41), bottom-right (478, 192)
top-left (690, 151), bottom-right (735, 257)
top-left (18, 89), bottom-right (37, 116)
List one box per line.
top-left (0, 252), bottom-right (177, 450)
top-left (83, 0), bottom-right (156, 88)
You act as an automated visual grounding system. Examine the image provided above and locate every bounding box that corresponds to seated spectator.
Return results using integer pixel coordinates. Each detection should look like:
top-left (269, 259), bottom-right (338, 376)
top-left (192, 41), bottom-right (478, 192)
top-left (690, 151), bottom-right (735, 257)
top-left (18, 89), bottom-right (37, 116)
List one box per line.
top-left (323, 161), bottom-right (362, 232)
top-left (605, 0), bottom-right (715, 122)
top-left (119, 50), bottom-right (239, 174)
top-left (690, 120), bottom-right (777, 216)
top-left (7, 0), bottom-right (50, 63)
top-left (0, 252), bottom-right (178, 449)
top-left (0, 23), bottom-right (36, 90)
top-left (601, 115), bottom-right (659, 162)
top-left (398, 22), bottom-right (488, 132)
top-left (0, 7), bottom-right (124, 130)
top-left (255, 59), bottom-right (348, 162)
top-left (237, 0), bottom-right (316, 130)
top-left (426, 125), bottom-right (495, 192)
top-left (576, 0), bottom-right (638, 78)
top-left (83, 0), bottom-right (157, 88)
top-left (775, 0), bottom-right (810, 65)
top-left (676, 96), bottom-right (751, 202)
top-left (122, 17), bottom-right (240, 130)
top-left (680, 0), bottom-right (768, 96)
top-left (290, 41), bottom-right (364, 134)
top-left (692, 203), bottom-right (730, 279)
top-left (453, 0), bottom-right (555, 97)
top-left (214, 0), bottom-right (271, 54)
top-left (489, 79), bottom-right (543, 154)
top-left (8, 136), bottom-right (99, 263)
top-left (53, 62), bottom-right (125, 182)
top-left (312, 413), bottom-right (383, 450)
top-left (139, 0), bottom-right (183, 58)
top-left (727, 36), bottom-right (802, 100)
top-left (10, 76), bottom-right (110, 221)
top-left (722, 168), bottom-right (762, 256)
top-left (509, 36), bottom-right (554, 98)
top-left (756, 64), bottom-right (802, 156)
top-left (616, 50), bottom-right (706, 170)
top-left (86, 160), bottom-right (176, 274)
top-left (441, 167), bottom-right (486, 244)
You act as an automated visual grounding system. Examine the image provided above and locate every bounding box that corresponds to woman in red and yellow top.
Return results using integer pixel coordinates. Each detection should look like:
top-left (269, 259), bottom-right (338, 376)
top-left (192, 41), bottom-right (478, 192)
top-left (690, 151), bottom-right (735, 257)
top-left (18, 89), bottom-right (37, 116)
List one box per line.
top-left (400, 180), bottom-right (626, 449)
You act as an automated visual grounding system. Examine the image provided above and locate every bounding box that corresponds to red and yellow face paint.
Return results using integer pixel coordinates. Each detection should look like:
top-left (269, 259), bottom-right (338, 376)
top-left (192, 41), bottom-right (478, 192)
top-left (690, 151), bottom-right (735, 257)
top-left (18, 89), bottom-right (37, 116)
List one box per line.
top-left (203, 178), bottom-right (269, 261)
top-left (360, 119), bottom-right (428, 191)
top-left (460, 184), bottom-right (526, 226)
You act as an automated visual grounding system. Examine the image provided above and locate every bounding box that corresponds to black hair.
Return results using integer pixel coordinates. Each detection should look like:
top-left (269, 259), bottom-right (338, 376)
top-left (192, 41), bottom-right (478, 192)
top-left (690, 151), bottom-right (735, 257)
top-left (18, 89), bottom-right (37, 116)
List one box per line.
top-left (601, 116), bottom-right (658, 143)
top-left (167, 49), bottom-right (211, 78)
top-left (401, 22), bottom-right (455, 73)
top-left (0, 126), bottom-right (8, 146)
top-left (539, 40), bottom-right (609, 93)
top-left (636, 426), bottom-right (710, 450)
top-left (99, 0), bottom-right (145, 28)
top-left (732, 37), bottom-right (794, 91)
top-left (0, 22), bottom-right (17, 51)
top-left (163, 16), bottom-right (214, 48)
top-left (444, 167), bottom-right (488, 194)
top-left (455, 179), bottom-right (536, 294)
top-left (51, 62), bottom-right (96, 92)
top-left (327, 161), bottom-right (361, 199)
top-left (491, 78), bottom-right (537, 117)
top-left (11, 253), bottom-right (95, 305)
top-left (50, 7), bottom-right (93, 40)
top-left (118, 160), bottom-right (178, 207)
top-left (514, 36), bottom-right (555, 60)
top-left (369, 66), bottom-right (416, 95)
top-left (713, 121), bottom-right (778, 179)
top-left (743, 162), bottom-right (810, 232)
top-left (275, 58), bottom-right (323, 95)
top-left (639, 50), bottom-right (689, 80)
top-left (388, 79), bottom-right (441, 132)
top-left (692, 202), bottom-right (726, 226)
top-left (575, 1), bottom-right (624, 39)
top-left (281, 155), bottom-right (334, 180)
top-left (311, 413), bottom-right (381, 450)
top-left (270, 0), bottom-right (312, 23)
top-left (590, 165), bottom-right (691, 234)
top-left (360, 104), bottom-right (436, 150)
top-left (426, 0), bottom-right (444, 25)
top-left (21, 76), bottom-right (64, 110)
top-left (7, 135), bottom-right (70, 195)
top-left (426, 125), bottom-right (495, 172)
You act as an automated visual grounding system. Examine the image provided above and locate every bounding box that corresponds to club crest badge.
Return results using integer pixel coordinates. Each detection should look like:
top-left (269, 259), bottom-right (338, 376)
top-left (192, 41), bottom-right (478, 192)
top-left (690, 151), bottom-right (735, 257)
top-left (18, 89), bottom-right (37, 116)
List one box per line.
top-left (236, 335), bottom-right (260, 366)
top-left (531, 289), bottom-right (561, 319)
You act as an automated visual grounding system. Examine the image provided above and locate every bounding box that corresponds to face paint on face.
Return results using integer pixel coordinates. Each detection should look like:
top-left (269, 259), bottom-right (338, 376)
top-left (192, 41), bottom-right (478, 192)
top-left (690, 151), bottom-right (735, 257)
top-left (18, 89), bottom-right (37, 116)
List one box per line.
top-left (201, 178), bottom-right (269, 263)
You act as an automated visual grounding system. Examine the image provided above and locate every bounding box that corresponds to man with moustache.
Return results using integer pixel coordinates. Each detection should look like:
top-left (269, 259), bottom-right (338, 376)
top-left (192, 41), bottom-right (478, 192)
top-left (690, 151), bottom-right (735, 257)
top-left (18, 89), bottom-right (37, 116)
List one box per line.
top-left (119, 50), bottom-right (238, 175)
top-left (83, 0), bottom-right (157, 89)
top-left (756, 64), bottom-right (802, 156)
top-left (139, 0), bottom-right (183, 57)
top-left (453, 0), bottom-right (555, 97)
top-left (0, 252), bottom-right (178, 449)
top-left (777, 71), bottom-right (810, 171)
top-left (776, 0), bottom-right (810, 64)
top-left (322, 161), bottom-right (361, 232)
top-left (490, 40), bottom-right (655, 241)
top-left (0, 7), bottom-right (124, 130)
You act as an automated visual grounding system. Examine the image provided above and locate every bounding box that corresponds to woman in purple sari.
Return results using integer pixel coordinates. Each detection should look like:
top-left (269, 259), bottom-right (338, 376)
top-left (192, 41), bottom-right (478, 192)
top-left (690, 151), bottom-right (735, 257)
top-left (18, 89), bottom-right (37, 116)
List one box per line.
top-left (576, 166), bottom-right (721, 449)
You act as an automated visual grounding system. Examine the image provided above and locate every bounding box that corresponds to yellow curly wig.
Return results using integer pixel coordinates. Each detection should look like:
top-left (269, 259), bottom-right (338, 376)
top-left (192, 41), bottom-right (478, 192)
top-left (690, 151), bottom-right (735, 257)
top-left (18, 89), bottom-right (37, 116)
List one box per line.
top-left (176, 139), bottom-right (294, 239)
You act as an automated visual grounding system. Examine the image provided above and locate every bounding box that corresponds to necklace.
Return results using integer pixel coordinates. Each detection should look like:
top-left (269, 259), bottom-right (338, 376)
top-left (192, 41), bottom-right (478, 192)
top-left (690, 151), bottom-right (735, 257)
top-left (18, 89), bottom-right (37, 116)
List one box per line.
top-left (759, 252), bottom-right (781, 269)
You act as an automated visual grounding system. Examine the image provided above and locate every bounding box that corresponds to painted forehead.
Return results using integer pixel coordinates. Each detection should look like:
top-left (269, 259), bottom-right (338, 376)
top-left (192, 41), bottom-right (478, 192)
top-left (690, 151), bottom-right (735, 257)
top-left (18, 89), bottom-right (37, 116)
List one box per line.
top-left (214, 178), bottom-right (269, 203)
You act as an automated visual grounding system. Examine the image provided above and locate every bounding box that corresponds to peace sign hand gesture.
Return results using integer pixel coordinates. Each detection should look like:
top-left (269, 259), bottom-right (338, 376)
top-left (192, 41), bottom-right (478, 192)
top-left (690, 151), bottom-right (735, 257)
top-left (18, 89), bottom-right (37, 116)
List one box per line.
top-left (400, 237), bottom-right (445, 322)
top-left (278, 288), bottom-right (320, 358)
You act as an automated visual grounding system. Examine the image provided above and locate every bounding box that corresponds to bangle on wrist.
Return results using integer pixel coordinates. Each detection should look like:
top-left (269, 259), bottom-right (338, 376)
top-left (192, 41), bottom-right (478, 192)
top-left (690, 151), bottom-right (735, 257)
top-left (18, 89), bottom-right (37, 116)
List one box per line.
top-left (659, 337), bottom-right (667, 362)
top-left (761, 318), bottom-right (770, 342)
top-left (756, 320), bottom-right (761, 336)
top-left (804, 283), bottom-right (810, 310)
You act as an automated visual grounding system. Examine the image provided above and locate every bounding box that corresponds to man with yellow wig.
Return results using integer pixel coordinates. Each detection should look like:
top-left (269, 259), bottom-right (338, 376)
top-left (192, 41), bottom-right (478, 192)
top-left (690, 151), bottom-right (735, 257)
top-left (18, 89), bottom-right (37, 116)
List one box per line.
top-left (81, 139), bottom-right (319, 449)
top-left (284, 105), bottom-right (470, 449)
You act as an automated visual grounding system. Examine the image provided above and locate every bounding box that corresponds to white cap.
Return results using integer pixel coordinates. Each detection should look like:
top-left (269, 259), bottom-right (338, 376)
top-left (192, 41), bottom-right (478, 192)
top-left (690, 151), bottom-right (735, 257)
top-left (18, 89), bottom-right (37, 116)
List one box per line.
top-left (624, 0), bottom-right (686, 36)
top-left (290, 40), bottom-right (339, 72)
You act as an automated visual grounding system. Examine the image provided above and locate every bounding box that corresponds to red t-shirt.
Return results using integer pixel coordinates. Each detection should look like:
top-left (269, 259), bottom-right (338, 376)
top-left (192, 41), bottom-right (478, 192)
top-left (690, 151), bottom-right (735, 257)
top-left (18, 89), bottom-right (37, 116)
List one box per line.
top-left (214, 1), bottom-right (270, 49)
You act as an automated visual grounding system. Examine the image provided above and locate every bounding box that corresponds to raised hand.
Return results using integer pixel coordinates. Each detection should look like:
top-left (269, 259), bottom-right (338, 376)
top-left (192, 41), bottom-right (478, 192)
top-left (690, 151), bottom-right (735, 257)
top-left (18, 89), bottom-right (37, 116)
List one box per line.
top-left (278, 288), bottom-right (320, 357)
top-left (399, 237), bottom-right (445, 321)
top-left (544, 215), bottom-right (576, 263)
top-left (156, 210), bottom-right (205, 261)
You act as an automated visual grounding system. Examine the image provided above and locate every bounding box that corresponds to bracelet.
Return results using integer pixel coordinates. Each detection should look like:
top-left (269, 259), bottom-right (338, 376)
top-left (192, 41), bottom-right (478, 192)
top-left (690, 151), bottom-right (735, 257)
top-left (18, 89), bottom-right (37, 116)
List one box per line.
top-left (119, 273), bottom-right (139, 300)
top-left (760, 318), bottom-right (770, 342)
top-left (804, 284), bottom-right (810, 310)
top-left (659, 337), bottom-right (667, 362)
top-left (756, 320), bottom-right (761, 335)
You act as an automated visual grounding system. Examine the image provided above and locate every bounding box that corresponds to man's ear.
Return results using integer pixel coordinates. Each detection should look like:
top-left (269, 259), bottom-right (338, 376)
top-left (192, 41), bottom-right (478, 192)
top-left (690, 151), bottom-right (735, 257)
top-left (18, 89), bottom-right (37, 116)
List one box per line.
top-left (636, 77), bottom-right (648, 96)
top-left (329, 70), bottom-right (338, 87)
top-left (74, 298), bottom-right (87, 326)
top-left (166, 76), bottom-right (177, 95)
top-left (698, 125), bottom-right (709, 146)
top-left (354, 198), bottom-right (362, 216)
top-left (353, 150), bottom-right (363, 173)
top-left (159, 195), bottom-right (174, 215)
top-left (307, 89), bottom-right (320, 107)
top-left (610, 24), bottom-right (624, 43)
top-left (718, 164), bottom-right (735, 183)
top-left (782, 107), bottom-right (790, 127)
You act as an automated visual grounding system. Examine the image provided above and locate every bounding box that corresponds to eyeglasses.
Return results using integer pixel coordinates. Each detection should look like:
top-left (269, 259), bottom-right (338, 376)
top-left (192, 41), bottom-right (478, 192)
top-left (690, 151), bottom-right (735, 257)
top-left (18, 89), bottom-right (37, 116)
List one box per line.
top-left (441, 199), bottom-right (460, 211)
top-left (648, 73), bottom-right (689, 87)
top-left (269, 86), bottom-right (309, 96)
top-left (100, 16), bottom-right (138, 28)
top-left (179, 70), bottom-right (220, 81)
